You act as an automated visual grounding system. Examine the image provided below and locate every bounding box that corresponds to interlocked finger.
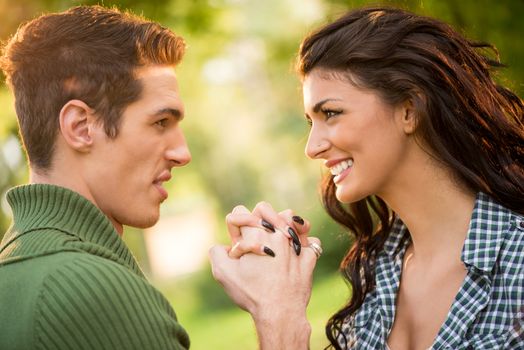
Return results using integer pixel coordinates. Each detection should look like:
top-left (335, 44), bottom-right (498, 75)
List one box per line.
top-left (252, 202), bottom-right (302, 256)
top-left (278, 209), bottom-right (311, 246)
top-left (226, 213), bottom-right (270, 244)
top-left (228, 240), bottom-right (275, 259)
top-left (305, 237), bottom-right (322, 259)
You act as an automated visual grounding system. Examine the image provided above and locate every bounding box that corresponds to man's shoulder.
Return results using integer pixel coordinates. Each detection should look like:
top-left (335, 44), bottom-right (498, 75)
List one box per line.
top-left (2, 248), bottom-right (146, 300)
top-left (0, 250), bottom-right (144, 349)
top-left (45, 251), bottom-right (142, 282)
top-left (32, 252), bottom-right (190, 349)
top-left (36, 251), bottom-right (148, 295)
top-left (2, 240), bottom-right (124, 270)
top-left (0, 248), bottom-right (189, 349)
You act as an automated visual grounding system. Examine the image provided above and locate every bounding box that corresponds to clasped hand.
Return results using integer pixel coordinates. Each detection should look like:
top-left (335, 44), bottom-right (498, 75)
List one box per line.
top-left (209, 202), bottom-right (321, 348)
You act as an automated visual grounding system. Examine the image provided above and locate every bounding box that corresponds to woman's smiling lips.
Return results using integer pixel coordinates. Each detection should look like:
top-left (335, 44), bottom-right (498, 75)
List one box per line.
top-left (325, 158), bottom-right (354, 184)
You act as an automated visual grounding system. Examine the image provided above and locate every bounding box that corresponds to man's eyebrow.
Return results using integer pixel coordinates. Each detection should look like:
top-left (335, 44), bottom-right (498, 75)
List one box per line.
top-left (312, 98), bottom-right (342, 113)
top-left (154, 108), bottom-right (184, 121)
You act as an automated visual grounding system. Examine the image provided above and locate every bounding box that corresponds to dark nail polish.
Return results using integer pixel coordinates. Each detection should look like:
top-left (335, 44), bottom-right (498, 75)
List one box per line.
top-left (261, 219), bottom-right (275, 232)
top-left (292, 215), bottom-right (304, 225)
top-left (293, 241), bottom-right (301, 256)
top-left (263, 246), bottom-right (276, 257)
top-left (287, 227), bottom-right (301, 255)
top-left (287, 227), bottom-right (300, 243)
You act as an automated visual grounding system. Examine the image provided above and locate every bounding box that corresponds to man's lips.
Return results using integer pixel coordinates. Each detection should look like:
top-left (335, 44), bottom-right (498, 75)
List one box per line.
top-left (153, 183), bottom-right (168, 200)
top-left (153, 171), bottom-right (171, 200)
top-left (155, 171), bottom-right (172, 183)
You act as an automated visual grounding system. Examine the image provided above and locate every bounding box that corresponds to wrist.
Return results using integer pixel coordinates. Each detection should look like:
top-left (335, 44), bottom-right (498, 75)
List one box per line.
top-left (252, 309), bottom-right (311, 350)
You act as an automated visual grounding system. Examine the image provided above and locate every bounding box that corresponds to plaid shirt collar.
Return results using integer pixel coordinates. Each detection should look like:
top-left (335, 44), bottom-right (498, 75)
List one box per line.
top-left (383, 192), bottom-right (511, 273)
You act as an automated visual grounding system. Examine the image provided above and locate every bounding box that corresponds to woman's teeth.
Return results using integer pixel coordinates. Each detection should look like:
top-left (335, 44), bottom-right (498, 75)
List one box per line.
top-left (330, 159), bottom-right (354, 176)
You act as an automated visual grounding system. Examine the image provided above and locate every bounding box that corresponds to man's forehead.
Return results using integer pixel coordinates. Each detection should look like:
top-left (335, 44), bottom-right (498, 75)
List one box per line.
top-left (134, 65), bottom-right (177, 87)
top-left (136, 65), bottom-right (181, 98)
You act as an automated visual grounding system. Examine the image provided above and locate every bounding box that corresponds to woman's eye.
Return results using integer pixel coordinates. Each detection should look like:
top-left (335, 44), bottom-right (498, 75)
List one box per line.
top-left (322, 109), bottom-right (342, 119)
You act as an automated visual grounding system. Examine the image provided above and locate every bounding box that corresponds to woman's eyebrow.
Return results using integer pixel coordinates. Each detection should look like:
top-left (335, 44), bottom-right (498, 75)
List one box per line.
top-left (313, 98), bottom-right (342, 113)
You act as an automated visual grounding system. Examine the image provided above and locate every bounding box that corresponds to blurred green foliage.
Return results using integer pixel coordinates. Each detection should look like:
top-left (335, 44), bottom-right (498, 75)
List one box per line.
top-left (0, 0), bottom-right (522, 348)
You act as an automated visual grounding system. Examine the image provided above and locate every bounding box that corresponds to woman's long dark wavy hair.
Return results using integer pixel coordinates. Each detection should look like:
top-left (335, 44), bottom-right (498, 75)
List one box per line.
top-left (296, 7), bottom-right (524, 349)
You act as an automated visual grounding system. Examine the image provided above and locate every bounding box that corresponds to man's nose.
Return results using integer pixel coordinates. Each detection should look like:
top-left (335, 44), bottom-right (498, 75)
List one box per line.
top-left (166, 128), bottom-right (192, 167)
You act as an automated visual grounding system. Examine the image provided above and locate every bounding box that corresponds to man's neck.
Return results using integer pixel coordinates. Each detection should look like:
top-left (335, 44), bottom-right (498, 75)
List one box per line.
top-left (30, 165), bottom-right (92, 200)
top-left (29, 166), bottom-right (124, 235)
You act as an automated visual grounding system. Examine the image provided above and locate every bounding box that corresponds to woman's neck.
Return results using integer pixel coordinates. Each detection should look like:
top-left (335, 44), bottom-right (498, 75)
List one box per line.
top-left (380, 165), bottom-right (476, 265)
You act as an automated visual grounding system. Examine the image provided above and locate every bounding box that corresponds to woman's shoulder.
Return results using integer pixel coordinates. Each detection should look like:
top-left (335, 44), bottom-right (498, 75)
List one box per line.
top-left (463, 192), bottom-right (524, 273)
top-left (481, 193), bottom-right (524, 264)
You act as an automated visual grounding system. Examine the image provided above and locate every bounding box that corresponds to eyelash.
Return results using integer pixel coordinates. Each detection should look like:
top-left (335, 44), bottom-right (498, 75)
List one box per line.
top-left (305, 108), bottom-right (342, 127)
top-left (155, 119), bottom-right (168, 128)
top-left (321, 108), bottom-right (342, 119)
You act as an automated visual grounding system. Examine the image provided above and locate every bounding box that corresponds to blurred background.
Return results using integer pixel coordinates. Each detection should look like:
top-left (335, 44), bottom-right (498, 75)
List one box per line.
top-left (0, 0), bottom-right (522, 348)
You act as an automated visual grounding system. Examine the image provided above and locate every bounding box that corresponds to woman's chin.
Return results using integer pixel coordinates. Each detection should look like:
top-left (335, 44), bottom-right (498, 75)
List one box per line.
top-left (336, 186), bottom-right (367, 204)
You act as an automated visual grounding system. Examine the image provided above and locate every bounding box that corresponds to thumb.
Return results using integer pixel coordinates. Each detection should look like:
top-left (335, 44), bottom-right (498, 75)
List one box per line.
top-left (208, 244), bottom-right (234, 282)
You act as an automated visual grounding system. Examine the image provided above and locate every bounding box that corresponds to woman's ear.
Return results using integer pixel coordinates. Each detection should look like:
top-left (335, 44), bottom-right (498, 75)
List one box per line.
top-left (400, 99), bottom-right (417, 135)
top-left (59, 100), bottom-right (96, 152)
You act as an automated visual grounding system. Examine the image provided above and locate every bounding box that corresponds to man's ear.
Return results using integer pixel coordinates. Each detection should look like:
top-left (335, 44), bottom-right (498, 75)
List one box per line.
top-left (400, 99), bottom-right (418, 135)
top-left (59, 100), bottom-right (97, 152)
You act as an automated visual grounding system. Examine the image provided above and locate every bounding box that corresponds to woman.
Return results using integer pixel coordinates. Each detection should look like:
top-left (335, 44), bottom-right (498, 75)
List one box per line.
top-left (210, 6), bottom-right (524, 349)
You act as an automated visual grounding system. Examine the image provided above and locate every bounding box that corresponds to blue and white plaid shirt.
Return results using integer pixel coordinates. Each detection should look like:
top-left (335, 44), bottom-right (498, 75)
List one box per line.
top-left (339, 192), bottom-right (524, 349)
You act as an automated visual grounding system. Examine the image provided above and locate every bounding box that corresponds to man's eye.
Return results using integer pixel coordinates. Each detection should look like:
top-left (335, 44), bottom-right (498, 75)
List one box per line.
top-left (155, 119), bottom-right (168, 127)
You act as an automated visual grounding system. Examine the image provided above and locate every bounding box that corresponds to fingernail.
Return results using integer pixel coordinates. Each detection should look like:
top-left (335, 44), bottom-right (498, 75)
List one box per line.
top-left (287, 227), bottom-right (301, 256)
top-left (263, 246), bottom-right (276, 257)
top-left (292, 215), bottom-right (304, 225)
top-left (287, 227), bottom-right (300, 244)
top-left (261, 219), bottom-right (275, 232)
top-left (293, 241), bottom-right (301, 256)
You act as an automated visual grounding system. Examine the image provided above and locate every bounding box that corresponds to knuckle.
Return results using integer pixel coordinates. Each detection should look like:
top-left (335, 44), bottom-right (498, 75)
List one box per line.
top-left (211, 266), bottom-right (223, 281)
top-left (279, 209), bottom-right (294, 217)
top-left (240, 225), bottom-right (260, 236)
top-left (246, 242), bottom-right (259, 251)
top-left (233, 241), bottom-right (246, 252)
top-left (232, 205), bottom-right (249, 214)
top-left (308, 237), bottom-right (321, 245)
top-left (272, 230), bottom-right (289, 245)
top-left (255, 201), bottom-right (272, 211)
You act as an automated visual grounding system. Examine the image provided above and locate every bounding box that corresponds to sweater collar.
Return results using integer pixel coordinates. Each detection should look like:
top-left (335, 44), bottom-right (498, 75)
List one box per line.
top-left (2, 183), bottom-right (143, 276)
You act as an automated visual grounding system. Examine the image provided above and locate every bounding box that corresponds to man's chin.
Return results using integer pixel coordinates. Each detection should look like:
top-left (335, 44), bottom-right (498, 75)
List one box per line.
top-left (122, 213), bottom-right (160, 229)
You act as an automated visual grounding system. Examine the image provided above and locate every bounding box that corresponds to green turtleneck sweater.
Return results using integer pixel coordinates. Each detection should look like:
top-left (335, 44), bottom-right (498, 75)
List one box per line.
top-left (0, 184), bottom-right (190, 349)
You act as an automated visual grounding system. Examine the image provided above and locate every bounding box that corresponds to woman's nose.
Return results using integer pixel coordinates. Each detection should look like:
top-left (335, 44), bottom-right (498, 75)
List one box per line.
top-left (305, 126), bottom-right (329, 159)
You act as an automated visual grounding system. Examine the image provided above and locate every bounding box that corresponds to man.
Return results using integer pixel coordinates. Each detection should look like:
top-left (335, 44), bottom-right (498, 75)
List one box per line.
top-left (0, 6), bottom-right (191, 349)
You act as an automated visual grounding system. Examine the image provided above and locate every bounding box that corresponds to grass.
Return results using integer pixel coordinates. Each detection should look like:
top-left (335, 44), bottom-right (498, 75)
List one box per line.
top-left (159, 271), bottom-right (349, 350)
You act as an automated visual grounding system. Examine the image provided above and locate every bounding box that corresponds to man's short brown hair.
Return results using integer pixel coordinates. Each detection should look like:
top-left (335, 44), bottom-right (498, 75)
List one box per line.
top-left (0, 5), bottom-right (185, 170)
